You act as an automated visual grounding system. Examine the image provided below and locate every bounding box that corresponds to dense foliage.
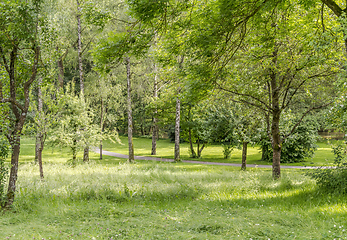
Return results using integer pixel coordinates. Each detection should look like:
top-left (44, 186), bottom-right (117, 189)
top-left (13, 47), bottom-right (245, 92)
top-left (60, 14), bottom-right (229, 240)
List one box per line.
top-left (309, 144), bottom-right (347, 193)
top-left (261, 117), bottom-right (319, 163)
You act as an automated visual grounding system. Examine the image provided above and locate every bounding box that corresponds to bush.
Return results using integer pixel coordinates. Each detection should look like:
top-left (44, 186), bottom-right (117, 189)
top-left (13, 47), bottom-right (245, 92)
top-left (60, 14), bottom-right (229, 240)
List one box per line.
top-left (309, 144), bottom-right (347, 194)
top-left (261, 118), bottom-right (318, 163)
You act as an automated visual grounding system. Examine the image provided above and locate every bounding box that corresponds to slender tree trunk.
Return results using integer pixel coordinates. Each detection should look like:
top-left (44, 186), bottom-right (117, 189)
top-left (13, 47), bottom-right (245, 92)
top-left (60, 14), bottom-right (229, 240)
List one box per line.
top-left (126, 57), bottom-right (134, 162)
top-left (100, 98), bottom-right (103, 160)
top-left (188, 128), bottom-right (196, 158)
top-left (198, 144), bottom-right (205, 158)
top-left (37, 139), bottom-right (44, 180)
top-left (2, 45), bottom-right (40, 209)
top-left (35, 78), bottom-right (44, 179)
top-left (270, 48), bottom-right (282, 179)
top-left (261, 143), bottom-right (267, 161)
top-left (77, 0), bottom-right (84, 95)
top-left (76, 0), bottom-right (89, 162)
top-left (151, 62), bottom-right (158, 155)
top-left (271, 109), bottom-right (282, 179)
top-left (72, 134), bottom-right (77, 166)
top-left (35, 135), bottom-right (40, 164)
top-left (197, 139), bottom-right (205, 158)
top-left (174, 94), bottom-right (181, 162)
top-left (241, 141), bottom-right (248, 170)
top-left (56, 47), bottom-right (65, 90)
top-left (6, 137), bottom-right (20, 208)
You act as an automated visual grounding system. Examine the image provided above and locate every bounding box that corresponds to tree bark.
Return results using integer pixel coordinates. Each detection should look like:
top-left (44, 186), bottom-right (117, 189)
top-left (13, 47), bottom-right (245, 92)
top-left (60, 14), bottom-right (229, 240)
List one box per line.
top-left (2, 44), bottom-right (40, 208)
top-left (72, 136), bottom-right (77, 166)
top-left (188, 128), bottom-right (196, 158)
top-left (57, 52), bottom-right (65, 90)
top-left (174, 94), bottom-right (181, 162)
top-left (241, 141), bottom-right (248, 170)
top-left (76, 0), bottom-right (89, 162)
top-left (77, 0), bottom-right (84, 95)
top-left (197, 139), bottom-right (205, 158)
top-left (100, 97), bottom-right (103, 160)
top-left (270, 49), bottom-right (282, 179)
top-left (6, 137), bottom-right (20, 207)
top-left (187, 107), bottom-right (196, 158)
top-left (151, 62), bottom-right (158, 155)
top-left (126, 57), bottom-right (134, 162)
top-left (35, 78), bottom-right (44, 179)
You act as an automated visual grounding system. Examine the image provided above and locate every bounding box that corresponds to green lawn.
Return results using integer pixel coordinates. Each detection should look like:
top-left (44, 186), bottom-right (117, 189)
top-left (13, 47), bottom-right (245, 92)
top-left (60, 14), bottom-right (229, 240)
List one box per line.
top-left (2, 161), bottom-right (347, 239)
top-left (1, 137), bottom-right (346, 239)
top-left (101, 135), bottom-right (336, 166)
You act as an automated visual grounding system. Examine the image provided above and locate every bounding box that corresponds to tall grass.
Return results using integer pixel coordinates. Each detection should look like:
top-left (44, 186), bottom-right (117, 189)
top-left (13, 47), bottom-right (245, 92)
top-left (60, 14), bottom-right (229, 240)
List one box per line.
top-left (2, 161), bottom-right (347, 239)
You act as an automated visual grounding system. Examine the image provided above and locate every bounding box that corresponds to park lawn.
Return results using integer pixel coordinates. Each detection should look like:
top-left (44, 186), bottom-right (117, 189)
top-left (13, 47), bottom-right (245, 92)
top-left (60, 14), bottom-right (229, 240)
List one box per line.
top-left (1, 161), bottom-right (347, 239)
top-left (101, 136), bottom-right (336, 166)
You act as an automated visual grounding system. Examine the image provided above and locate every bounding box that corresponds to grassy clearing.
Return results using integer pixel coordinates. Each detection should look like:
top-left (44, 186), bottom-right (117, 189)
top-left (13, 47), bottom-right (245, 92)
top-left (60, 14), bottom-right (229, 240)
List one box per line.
top-left (101, 136), bottom-right (336, 166)
top-left (1, 161), bottom-right (347, 239)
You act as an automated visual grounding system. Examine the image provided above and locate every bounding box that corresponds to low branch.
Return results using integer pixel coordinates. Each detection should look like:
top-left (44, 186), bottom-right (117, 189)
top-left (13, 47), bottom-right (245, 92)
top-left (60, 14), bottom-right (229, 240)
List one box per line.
top-left (283, 101), bottom-right (333, 140)
top-left (0, 98), bottom-right (25, 112)
top-left (218, 83), bottom-right (273, 112)
top-left (321, 0), bottom-right (342, 17)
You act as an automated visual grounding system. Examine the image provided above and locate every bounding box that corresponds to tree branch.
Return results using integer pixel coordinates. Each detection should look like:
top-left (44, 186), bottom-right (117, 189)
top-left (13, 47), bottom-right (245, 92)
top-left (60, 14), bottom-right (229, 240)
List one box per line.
top-left (0, 98), bottom-right (25, 112)
top-left (218, 83), bottom-right (273, 112)
top-left (321, 0), bottom-right (343, 16)
top-left (283, 101), bottom-right (333, 140)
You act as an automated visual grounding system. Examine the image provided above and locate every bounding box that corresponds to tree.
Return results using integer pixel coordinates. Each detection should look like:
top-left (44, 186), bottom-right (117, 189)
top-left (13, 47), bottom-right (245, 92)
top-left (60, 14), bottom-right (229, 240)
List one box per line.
top-left (49, 84), bottom-right (102, 165)
top-left (215, 2), bottom-right (340, 178)
top-left (0, 0), bottom-right (44, 208)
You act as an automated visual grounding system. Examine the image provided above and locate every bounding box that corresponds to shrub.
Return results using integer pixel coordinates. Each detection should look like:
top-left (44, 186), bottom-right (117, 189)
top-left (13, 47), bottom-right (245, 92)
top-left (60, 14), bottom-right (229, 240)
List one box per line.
top-left (309, 144), bottom-right (347, 194)
top-left (261, 118), bottom-right (318, 163)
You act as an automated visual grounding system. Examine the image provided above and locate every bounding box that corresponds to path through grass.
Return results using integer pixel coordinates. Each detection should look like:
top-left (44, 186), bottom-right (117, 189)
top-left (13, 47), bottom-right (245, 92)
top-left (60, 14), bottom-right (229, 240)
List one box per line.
top-left (1, 161), bottom-right (347, 239)
top-left (101, 136), bottom-right (336, 166)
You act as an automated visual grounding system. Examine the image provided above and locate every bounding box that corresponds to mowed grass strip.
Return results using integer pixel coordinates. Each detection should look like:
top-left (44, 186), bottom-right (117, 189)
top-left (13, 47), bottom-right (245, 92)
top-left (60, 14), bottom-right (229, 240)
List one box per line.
top-left (1, 161), bottom-right (347, 239)
top-left (101, 136), bottom-right (336, 166)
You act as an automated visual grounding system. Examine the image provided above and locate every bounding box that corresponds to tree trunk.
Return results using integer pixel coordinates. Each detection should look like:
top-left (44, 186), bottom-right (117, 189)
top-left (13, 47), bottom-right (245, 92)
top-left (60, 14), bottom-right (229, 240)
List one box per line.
top-left (271, 109), bottom-right (282, 179)
top-left (241, 141), bottom-right (248, 170)
top-left (270, 49), bottom-right (282, 179)
top-left (174, 94), bottom-right (181, 162)
top-left (126, 57), bottom-right (134, 162)
top-left (151, 63), bottom-right (158, 155)
top-left (72, 136), bottom-right (77, 166)
top-left (188, 128), bottom-right (196, 158)
top-left (77, 0), bottom-right (84, 95)
top-left (2, 44), bottom-right (40, 208)
top-left (35, 78), bottom-right (44, 179)
top-left (37, 138), bottom-right (44, 180)
top-left (100, 98), bottom-right (103, 160)
top-left (35, 136), bottom-right (40, 164)
top-left (261, 143), bottom-right (268, 161)
top-left (57, 56), bottom-right (64, 90)
top-left (197, 139), bottom-right (205, 158)
top-left (6, 137), bottom-right (20, 208)
top-left (76, 1), bottom-right (89, 162)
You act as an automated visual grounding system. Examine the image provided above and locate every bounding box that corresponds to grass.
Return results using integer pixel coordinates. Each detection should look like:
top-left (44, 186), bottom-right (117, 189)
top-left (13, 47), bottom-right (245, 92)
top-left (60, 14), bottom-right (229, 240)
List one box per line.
top-left (101, 135), bottom-right (336, 166)
top-left (1, 137), bottom-right (346, 239)
top-left (2, 161), bottom-right (347, 239)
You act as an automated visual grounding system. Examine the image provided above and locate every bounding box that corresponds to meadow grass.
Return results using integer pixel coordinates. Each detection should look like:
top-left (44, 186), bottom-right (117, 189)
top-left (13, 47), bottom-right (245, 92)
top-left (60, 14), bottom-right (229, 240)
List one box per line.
top-left (1, 161), bottom-right (347, 239)
top-left (2, 137), bottom-right (346, 239)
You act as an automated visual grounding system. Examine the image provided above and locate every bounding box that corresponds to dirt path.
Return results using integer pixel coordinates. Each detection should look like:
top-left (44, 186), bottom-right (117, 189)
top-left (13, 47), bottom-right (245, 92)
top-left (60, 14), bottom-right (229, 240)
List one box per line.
top-left (96, 149), bottom-right (320, 169)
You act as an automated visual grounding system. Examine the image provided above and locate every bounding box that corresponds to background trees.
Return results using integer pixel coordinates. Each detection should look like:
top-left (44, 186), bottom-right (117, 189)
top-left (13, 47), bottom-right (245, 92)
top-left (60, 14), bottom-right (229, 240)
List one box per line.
top-left (0, 0), bottom-right (45, 208)
top-left (1, 0), bottom-right (347, 209)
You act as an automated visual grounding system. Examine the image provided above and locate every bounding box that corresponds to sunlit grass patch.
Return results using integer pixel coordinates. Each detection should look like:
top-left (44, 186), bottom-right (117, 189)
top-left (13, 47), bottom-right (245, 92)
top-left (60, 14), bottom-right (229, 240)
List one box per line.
top-left (2, 161), bottom-right (347, 239)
